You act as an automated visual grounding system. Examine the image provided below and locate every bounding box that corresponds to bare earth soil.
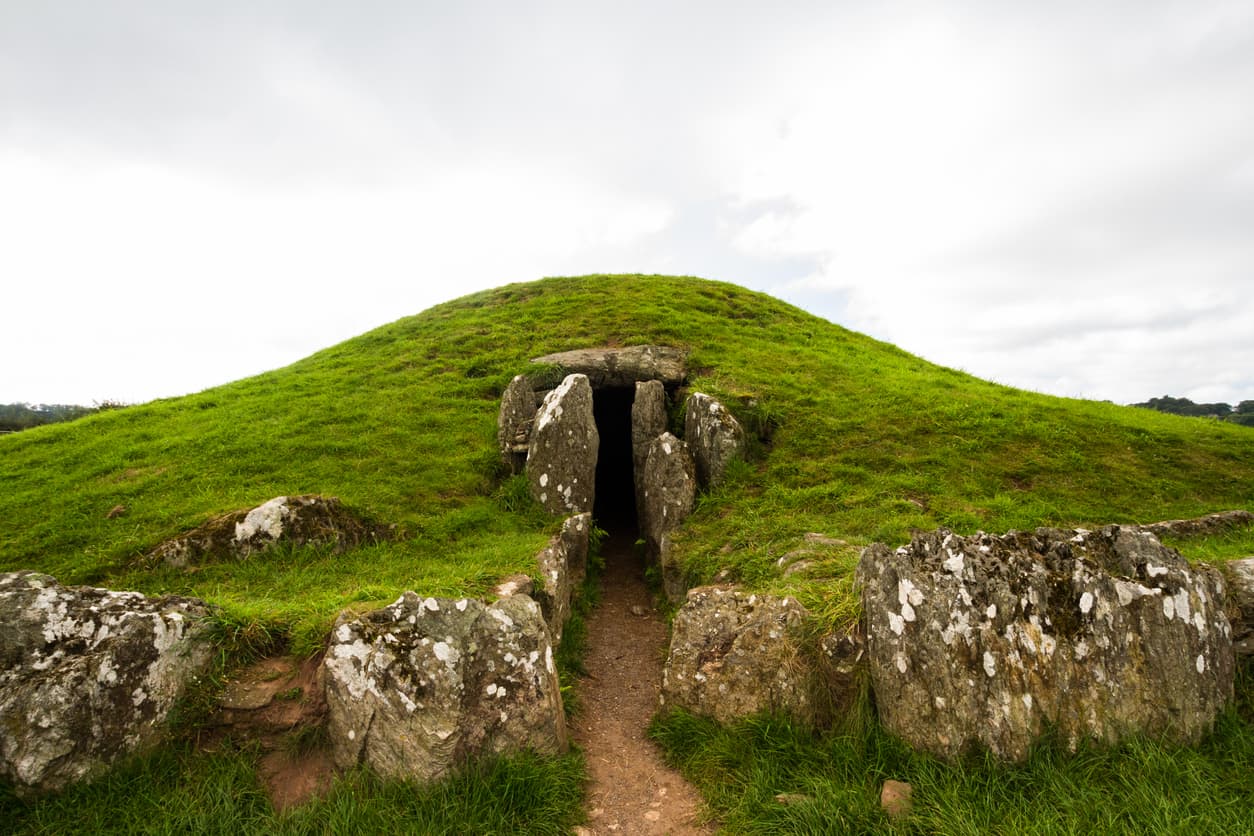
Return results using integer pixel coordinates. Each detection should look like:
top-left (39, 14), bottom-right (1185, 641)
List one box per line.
top-left (569, 532), bottom-right (714, 835)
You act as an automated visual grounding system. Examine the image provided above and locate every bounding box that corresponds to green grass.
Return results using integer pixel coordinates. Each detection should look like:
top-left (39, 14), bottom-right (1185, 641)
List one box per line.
top-left (0, 744), bottom-right (586, 835)
top-left (2, 274), bottom-right (1252, 828)
top-left (650, 659), bottom-right (1254, 835)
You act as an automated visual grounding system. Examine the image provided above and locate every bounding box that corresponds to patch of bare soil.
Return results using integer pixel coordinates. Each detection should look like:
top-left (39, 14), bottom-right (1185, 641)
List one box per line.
top-left (569, 532), bottom-right (715, 835)
top-left (202, 654), bottom-right (335, 812)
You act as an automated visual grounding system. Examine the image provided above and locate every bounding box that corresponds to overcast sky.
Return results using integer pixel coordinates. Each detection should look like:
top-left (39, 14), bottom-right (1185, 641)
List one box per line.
top-left (3, 1), bottom-right (1252, 407)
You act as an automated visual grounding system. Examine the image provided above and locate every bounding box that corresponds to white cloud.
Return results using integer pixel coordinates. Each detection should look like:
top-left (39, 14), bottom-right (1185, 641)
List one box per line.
top-left (1, 2), bottom-right (1251, 407)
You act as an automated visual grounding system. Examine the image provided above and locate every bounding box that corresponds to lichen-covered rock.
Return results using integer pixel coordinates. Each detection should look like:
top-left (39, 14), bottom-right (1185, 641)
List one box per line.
top-left (324, 592), bottom-right (566, 783)
top-left (497, 374), bottom-right (538, 475)
top-left (0, 572), bottom-right (213, 795)
top-left (532, 513), bottom-right (592, 643)
top-left (526, 374), bottom-right (599, 515)
top-left (684, 393), bottom-right (745, 490)
top-left (530, 345), bottom-right (687, 389)
top-left (857, 527), bottom-right (1234, 762)
top-left (1140, 510), bottom-right (1253, 538)
top-left (639, 433), bottom-right (697, 599)
top-left (661, 586), bottom-right (823, 726)
top-left (631, 379), bottom-right (669, 512)
top-left (1222, 557), bottom-right (1254, 656)
top-left (146, 494), bottom-right (389, 568)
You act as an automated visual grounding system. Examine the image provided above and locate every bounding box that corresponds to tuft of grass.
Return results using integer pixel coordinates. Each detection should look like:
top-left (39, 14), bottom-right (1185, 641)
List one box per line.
top-left (650, 671), bottom-right (1254, 836)
top-left (1, 744), bottom-right (586, 835)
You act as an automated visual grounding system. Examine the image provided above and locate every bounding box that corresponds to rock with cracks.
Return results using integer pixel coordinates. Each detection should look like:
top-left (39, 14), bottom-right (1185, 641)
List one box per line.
top-left (526, 374), bottom-right (599, 515)
top-left (530, 345), bottom-right (687, 389)
top-left (532, 513), bottom-right (592, 644)
top-left (684, 393), bottom-right (745, 490)
top-left (146, 494), bottom-right (389, 569)
top-left (324, 592), bottom-right (566, 784)
top-left (661, 585), bottom-right (824, 726)
top-left (631, 379), bottom-right (669, 512)
top-left (639, 433), bottom-right (697, 601)
top-left (497, 374), bottom-right (538, 475)
top-left (857, 526), bottom-right (1234, 762)
top-left (0, 572), bottom-right (213, 796)
top-left (1222, 557), bottom-right (1254, 656)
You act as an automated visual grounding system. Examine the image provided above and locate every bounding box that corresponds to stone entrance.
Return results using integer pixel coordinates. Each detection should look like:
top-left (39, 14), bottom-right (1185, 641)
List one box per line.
top-left (499, 345), bottom-right (745, 591)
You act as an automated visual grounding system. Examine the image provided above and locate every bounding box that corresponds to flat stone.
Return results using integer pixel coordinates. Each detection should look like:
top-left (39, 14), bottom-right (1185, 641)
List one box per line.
top-left (530, 345), bottom-right (687, 389)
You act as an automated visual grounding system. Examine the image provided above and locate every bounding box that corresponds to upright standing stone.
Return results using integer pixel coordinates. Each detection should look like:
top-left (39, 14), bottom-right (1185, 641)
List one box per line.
top-left (497, 375), bottom-right (538, 475)
top-left (532, 512), bottom-right (593, 644)
top-left (526, 374), bottom-right (599, 514)
top-left (684, 393), bottom-right (745, 490)
top-left (857, 526), bottom-right (1234, 762)
top-left (639, 433), bottom-right (697, 595)
top-left (631, 380), bottom-right (669, 511)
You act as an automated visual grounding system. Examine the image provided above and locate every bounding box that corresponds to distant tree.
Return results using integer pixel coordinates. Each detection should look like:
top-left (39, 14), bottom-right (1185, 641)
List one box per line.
top-left (1237, 400), bottom-right (1254, 415)
top-left (0, 402), bottom-right (100, 433)
top-left (1133, 396), bottom-right (1231, 418)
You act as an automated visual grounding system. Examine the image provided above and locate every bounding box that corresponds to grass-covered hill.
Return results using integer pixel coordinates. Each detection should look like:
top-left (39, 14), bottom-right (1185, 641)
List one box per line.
top-left (4, 274), bottom-right (1253, 834)
top-left (3, 274), bottom-right (1253, 647)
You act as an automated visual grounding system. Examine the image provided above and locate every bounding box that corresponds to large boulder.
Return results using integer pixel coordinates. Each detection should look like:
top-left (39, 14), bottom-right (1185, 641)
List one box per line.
top-left (1222, 557), bottom-right (1254, 656)
top-left (631, 380), bottom-right (669, 511)
top-left (146, 495), bottom-right (389, 569)
top-left (532, 513), bottom-right (592, 643)
top-left (661, 586), bottom-right (825, 726)
top-left (530, 345), bottom-right (687, 389)
top-left (497, 374), bottom-right (538, 475)
top-left (324, 592), bottom-right (566, 783)
top-left (857, 527), bottom-right (1234, 762)
top-left (526, 374), bottom-right (599, 515)
top-left (0, 572), bottom-right (214, 795)
top-left (684, 393), bottom-right (745, 490)
top-left (639, 433), bottom-right (697, 600)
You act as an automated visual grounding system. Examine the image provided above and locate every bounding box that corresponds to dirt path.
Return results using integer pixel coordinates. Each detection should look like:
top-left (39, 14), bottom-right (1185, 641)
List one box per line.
top-left (569, 531), bottom-right (714, 835)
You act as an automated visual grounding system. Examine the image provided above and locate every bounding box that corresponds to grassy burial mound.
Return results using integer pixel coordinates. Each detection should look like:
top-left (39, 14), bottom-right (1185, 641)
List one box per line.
top-left (2, 274), bottom-right (1253, 832)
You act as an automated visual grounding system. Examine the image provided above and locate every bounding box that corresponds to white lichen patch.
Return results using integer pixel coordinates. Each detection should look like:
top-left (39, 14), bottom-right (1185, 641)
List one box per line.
top-left (234, 496), bottom-right (290, 543)
top-left (1079, 592), bottom-right (1094, 615)
top-left (983, 651), bottom-right (997, 677)
top-left (1196, 654), bottom-right (1206, 674)
top-left (888, 612), bottom-right (906, 636)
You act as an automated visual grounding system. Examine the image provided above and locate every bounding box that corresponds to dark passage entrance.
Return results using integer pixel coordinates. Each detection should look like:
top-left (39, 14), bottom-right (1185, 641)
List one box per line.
top-left (592, 387), bottom-right (637, 537)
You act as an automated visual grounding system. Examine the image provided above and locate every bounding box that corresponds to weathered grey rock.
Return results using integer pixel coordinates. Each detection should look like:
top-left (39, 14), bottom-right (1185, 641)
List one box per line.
top-left (1222, 557), bottom-right (1254, 656)
top-left (631, 380), bottom-right (669, 511)
top-left (146, 495), bottom-right (389, 569)
top-left (684, 393), bottom-right (745, 490)
top-left (640, 434), bottom-right (697, 546)
top-left (530, 345), bottom-right (687, 389)
top-left (497, 375), bottom-right (538, 475)
top-left (857, 526), bottom-right (1234, 762)
top-left (324, 592), bottom-right (566, 783)
top-left (0, 572), bottom-right (213, 795)
top-left (532, 513), bottom-right (592, 643)
top-left (638, 433), bottom-right (697, 599)
top-left (526, 374), bottom-right (599, 515)
top-left (660, 586), bottom-right (824, 726)
top-left (1141, 510), bottom-right (1253, 538)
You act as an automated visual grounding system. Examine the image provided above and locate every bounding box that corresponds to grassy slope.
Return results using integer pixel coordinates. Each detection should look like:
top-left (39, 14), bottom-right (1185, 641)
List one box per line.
top-left (3, 274), bottom-right (1253, 831)
top-left (4, 274), bottom-right (1250, 637)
